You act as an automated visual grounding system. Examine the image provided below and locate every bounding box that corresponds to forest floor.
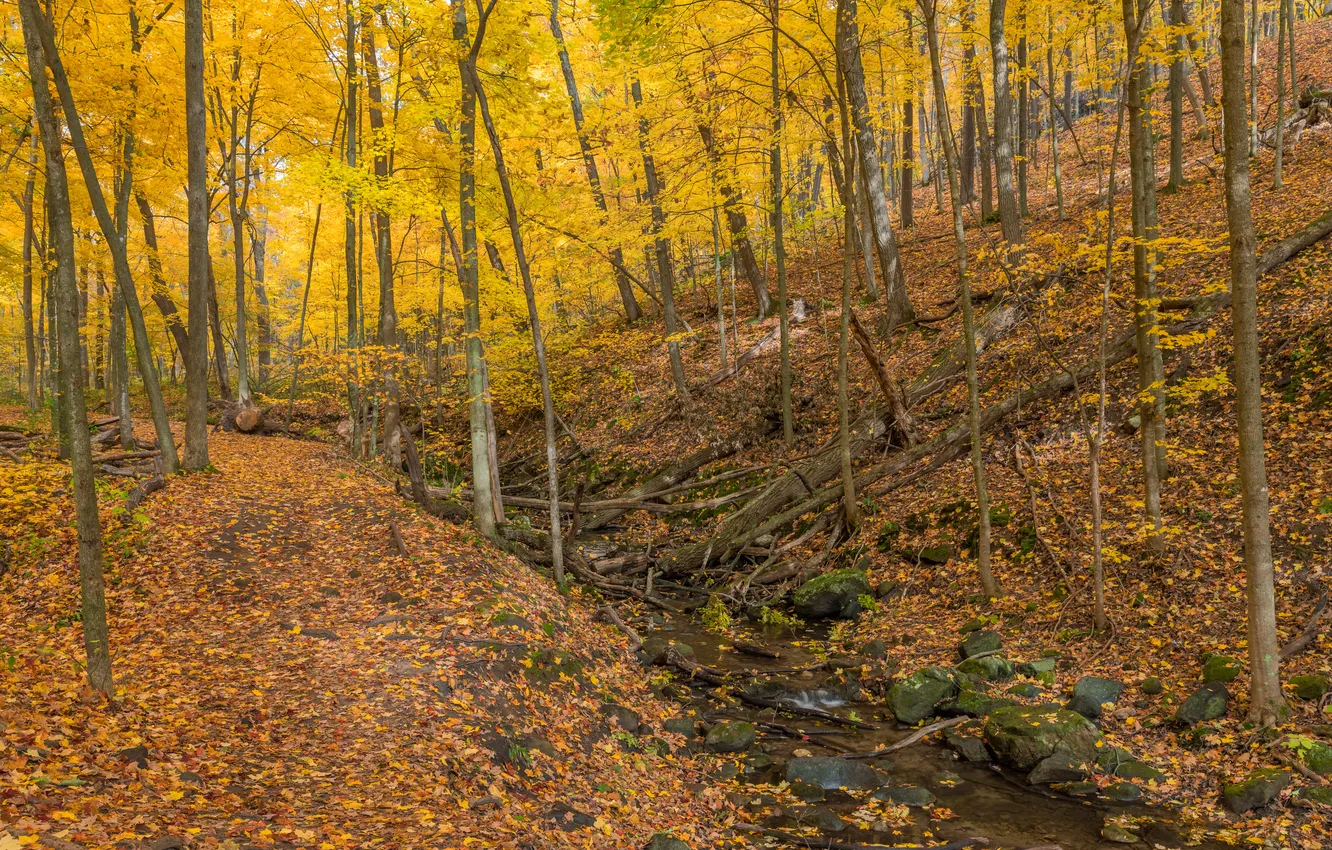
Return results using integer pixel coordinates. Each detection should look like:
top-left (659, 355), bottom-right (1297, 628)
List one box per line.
top-left (0, 427), bottom-right (732, 849)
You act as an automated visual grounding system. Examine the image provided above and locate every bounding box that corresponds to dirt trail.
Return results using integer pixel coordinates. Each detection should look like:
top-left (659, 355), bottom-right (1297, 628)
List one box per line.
top-left (0, 433), bottom-right (726, 850)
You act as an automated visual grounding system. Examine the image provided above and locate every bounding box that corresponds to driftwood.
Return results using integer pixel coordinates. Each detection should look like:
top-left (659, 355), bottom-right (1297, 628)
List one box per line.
top-left (730, 639), bottom-right (781, 659)
top-left (730, 824), bottom-right (988, 850)
top-left (844, 716), bottom-right (970, 759)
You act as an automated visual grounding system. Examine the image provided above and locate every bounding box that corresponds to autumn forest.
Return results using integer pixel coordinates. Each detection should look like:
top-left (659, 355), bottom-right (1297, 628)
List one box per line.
top-left (2, 0), bottom-right (1332, 847)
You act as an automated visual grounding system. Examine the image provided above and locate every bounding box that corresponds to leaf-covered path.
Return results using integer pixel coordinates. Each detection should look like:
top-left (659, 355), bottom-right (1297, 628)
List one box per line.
top-left (1, 433), bottom-right (729, 849)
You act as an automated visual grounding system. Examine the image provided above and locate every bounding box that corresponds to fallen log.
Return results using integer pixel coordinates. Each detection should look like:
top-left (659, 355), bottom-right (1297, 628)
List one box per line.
top-left (1280, 576), bottom-right (1328, 661)
top-left (124, 474), bottom-right (166, 518)
top-left (844, 716), bottom-right (970, 759)
top-left (850, 308), bottom-right (919, 447)
top-left (595, 604), bottom-right (643, 652)
top-left (662, 205), bottom-right (1332, 576)
top-left (701, 326), bottom-right (779, 388)
top-left (92, 449), bottom-right (160, 464)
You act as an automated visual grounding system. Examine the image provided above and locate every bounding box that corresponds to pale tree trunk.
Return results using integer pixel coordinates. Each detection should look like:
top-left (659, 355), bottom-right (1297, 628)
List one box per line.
top-left (771, 0), bottom-right (793, 446)
top-left (855, 172), bottom-right (881, 299)
top-left (1047, 10), bottom-right (1065, 219)
top-left (1017, 17), bottom-right (1030, 217)
top-left (712, 205), bottom-right (729, 370)
top-left (972, 42), bottom-right (995, 222)
top-left (990, 0), bottom-right (1025, 249)
top-left (1218, 0), bottom-right (1288, 726)
top-left (362, 16), bottom-right (401, 469)
top-left (1122, 0), bottom-right (1166, 552)
top-left (226, 23), bottom-right (257, 405)
top-left (23, 130), bottom-right (38, 412)
top-left (1272, 0), bottom-right (1287, 189)
top-left (285, 205), bottom-right (321, 432)
top-left (924, 0), bottom-right (999, 598)
top-left (31, 4), bottom-right (180, 474)
top-left (836, 65), bottom-right (861, 529)
top-left (836, 0), bottom-right (914, 329)
top-left (1249, 0), bottom-right (1259, 157)
top-left (901, 13), bottom-right (915, 229)
top-left (470, 48), bottom-right (566, 582)
top-left (252, 203), bottom-right (271, 387)
top-left (20, 0), bottom-right (113, 694)
top-left (183, 0), bottom-right (211, 468)
top-left (631, 79), bottom-right (690, 404)
top-left (344, 1), bottom-right (362, 456)
top-left (549, 0), bottom-right (640, 323)
top-left (455, 0), bottom-right (498, 538)
top-left (1167, 0), bottom-right (1187, 190)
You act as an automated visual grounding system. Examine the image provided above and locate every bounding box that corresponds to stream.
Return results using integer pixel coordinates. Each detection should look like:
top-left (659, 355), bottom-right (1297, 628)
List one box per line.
top-left (639, 611), bottom-right (1223, 850)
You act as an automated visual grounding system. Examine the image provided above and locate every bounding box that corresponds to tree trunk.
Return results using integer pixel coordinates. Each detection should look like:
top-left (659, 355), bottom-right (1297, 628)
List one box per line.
top-left (207, 259), bottom-right (233, 402)
top-left (1272, 0), bottom-right (1287, 189)
top-left (1017, 21), bottom-right (1030, 217)
top-left (836, 61), bottom-right (861, 529)
top-left (22, 130), bottom-right (38, 412)
top-left (455, 0), bottom-right (498, 538)
top-left (1167, 0), bottom-right (1187, 190)
top-left (184, 0), bottom-right (211, 469)
top-left (133, 195), bottom-right (191, 363)
top-left (1047, 10), bottom-right (1065, 219)
top-left (20, 0), bottom-right (112, 695)
top-left (1123, 0), bottom-right (1166, 552)
top-left (1219, 0), bottom-right (1289, 726)
top-left (901, 16), bottom-right (915, 229)
top-left (470, 51), bottom-right (566, 583)
top-left (990, 0), bottom-right (1025, 248)
top-left (697, 123), bottom-right (772, 317)
top-left (31, 5), bottom-right (180, 473)
top-left (836, 0), bottom-right (914, 329)
top-left (345, 0), bottom-right (362, 457)
top-left (631, 79), bottom-right (690, 404)
top-left (771, 0), bottom-right (793, 446)
top-left (550, 0), bottom-right (641, 323)
top-left (1218, 0), bottom-right (1289, 726)
top-left (924, 0), bottom-right (1000, 599)
top-left (252, 206), bottom-right (271, 387)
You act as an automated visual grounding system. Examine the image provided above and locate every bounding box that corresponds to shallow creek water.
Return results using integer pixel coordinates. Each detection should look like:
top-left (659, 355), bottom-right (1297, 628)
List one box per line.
top-left (645, 614), bottom-right (1222, 850)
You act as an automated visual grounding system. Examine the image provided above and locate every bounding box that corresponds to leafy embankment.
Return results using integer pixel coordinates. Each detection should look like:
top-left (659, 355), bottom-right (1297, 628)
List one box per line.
top-left (0, 428), bottom-right (729, 849)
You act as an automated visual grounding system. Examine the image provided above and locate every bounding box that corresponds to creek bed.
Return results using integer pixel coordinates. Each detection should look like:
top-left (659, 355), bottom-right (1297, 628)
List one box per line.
top-left (644, 613), bottom-right (1220, 850)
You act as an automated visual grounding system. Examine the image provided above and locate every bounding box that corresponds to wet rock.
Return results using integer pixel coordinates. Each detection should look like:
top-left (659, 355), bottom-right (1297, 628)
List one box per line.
top-left (930, 770), bottom-right (965, 787)
top-left (861, 639), bottom-right (889, 659)
top-left (1065, 676), bottom-right (1123, 719)
top-left (1027, 751), bottom-right (1088, 785)
top-left (788, 779), bottom-right (827, 802)
top-left (1140, 677), bottom-right (1164, 695)
top-left (663, 717), bottom-right (698, 737)
top-left (1007, 682), bottom-right (1045, 699)
top-left (944, 723), bottom-right (991, 763)
top-left (957, 629), bottom-right (1002, 660)
top-left (956, 655), bottom-right (1015, 681)
top-left (743, 752), bottom-right (774, 775)
top-left (1101, 823), bottom-right (1140, 844)
top-left (1104, 781), bottom-right (1144, 802)
top-left (1016, 657), bottom-right (1058, 686)
top-left (1094, 746), bottom-right (1134, 773)
top-left (941, 688), bottom-right (1015, 718)
top-left (598, 703), bottom-right (641, 734)
top-left (1221, 767), bottom-right (1291, 814)
top-left (887, 667), bottom-right (960, 724)
top-left (872, 785), bottom-right (936, 807)
top-left (644, 834), bottom-right (689, 850)
top-left (1202, 654), bottom-right (1242, 684)
top-left (791, 569), bottom-right (872, 619)
top-left (794, 806), bottom-right (848, 833)
top-left (1291, 674), bottom-right (1330, 701)
top-left (786, 756), bottom-right (883, 791)
top-left (983, 704), bottom-right (1101, 771)
top-left (1175, 681), bottom-right (1229, 725)
top-left (1300, 742), bottom-right (1332, 776)
top-left (705, 721), bottom-right (757, 754)
top-left (1059, 780), bottom-right (1100, 797)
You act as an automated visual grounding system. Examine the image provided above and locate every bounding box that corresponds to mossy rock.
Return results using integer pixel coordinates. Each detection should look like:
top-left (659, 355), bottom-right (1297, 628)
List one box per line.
top-left (1293, 786), bottom-right (1332, 807)
top-left (911, 544), bottom-right (953, 565)
top-left (1104, 782), bottom-right (1143, 802)
top-left (786, 756), bottom-right (883, 791)
top-left (1007, 682), bottom-right (1046, 699)
top-left (1017, 657), bottom-right (1058, 687)
top-left (887, 667), bottom-right (960, 724)
top-left (1301, 742), bottom-right (1332, 776)
top-left (943, 687), bottom-right (1016, 718)
top-left (645, 834), bottom-right (690, 850)
top-left (1291, 674), bottom-right (1330, 701)
top-left (792, 569), bottom-right (872, 620)
top-left (704, 721), bottom-right (757, 753)
top-left (1202, 655), bottom-right (1242, 684)
top-left (1175, 682), bottom-right (1229, 726)
top-left (1140, 677), bottom-right (1164, 695)
top-left (957, 655), bottom-right (1015, 682)
top-left (871, 785), bottom-right (935, 807)
top-left (983, 704), bottom-right (1102, 771)
top-left (1221, 767), bottom-right (1291, 814)
top-left (1114, 760), bottom-right (1166, 785)
top-left (958, 629), bottom-right (1003, 660)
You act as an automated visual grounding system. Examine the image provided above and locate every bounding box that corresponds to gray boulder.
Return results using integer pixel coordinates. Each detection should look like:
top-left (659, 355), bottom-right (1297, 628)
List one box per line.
top-left (786, 756), bottom-right (883, 791)
top-left (871, 785), bottom-right (936, 807)
top-left (1065, 676), bottom-right (1123, 719)
top-left (705, 721), bottom-right (757, 753)
top-left (983, 704), bottom-right (1102, 771)
top-left (1175, 681), bottom-right (1229, 726)
top-left (957, 655), bottom-right (1015, 681)
top-left (887, 667), bottom-right (960, 724)
top-left (958, 629), bottom-right (1002, 659)
top-left (792, 569), bottom-right (872, 619)
top-left (1221, 767), bottom-right (1291, 814)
